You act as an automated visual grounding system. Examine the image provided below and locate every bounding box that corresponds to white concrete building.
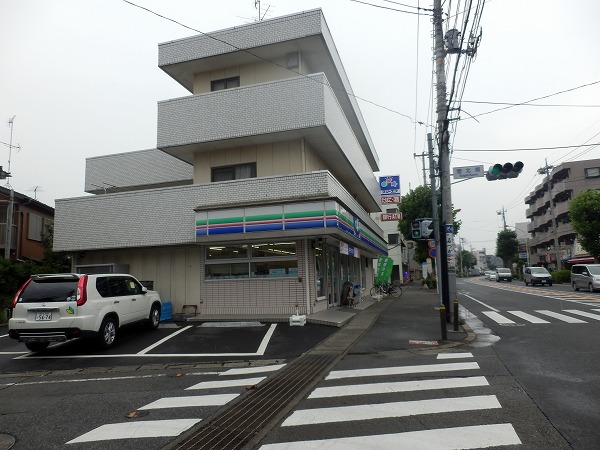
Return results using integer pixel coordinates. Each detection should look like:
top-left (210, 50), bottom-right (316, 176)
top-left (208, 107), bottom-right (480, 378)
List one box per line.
top-left (54, 10), bottom-right (387, 319)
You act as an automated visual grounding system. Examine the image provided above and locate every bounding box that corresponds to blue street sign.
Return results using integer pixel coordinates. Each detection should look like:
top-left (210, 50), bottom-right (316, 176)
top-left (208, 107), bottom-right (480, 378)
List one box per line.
top-left (445, 224), bottom-right (454, 233)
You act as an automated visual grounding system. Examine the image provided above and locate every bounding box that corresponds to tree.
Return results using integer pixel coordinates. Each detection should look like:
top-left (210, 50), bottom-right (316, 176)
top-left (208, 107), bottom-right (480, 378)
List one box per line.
top-left (569, 189), bottom-right (600, 261)
top-left (459, 249), bottom-right (477, 274)
top-left (496, 229), bottom-right (519, 268)
top-left (397, 185), bottom-right (461, 264)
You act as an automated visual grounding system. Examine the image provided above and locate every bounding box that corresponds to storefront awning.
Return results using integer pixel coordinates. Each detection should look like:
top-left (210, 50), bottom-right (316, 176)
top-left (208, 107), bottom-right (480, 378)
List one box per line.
top-left (566, 257), bottom-right (595, 264)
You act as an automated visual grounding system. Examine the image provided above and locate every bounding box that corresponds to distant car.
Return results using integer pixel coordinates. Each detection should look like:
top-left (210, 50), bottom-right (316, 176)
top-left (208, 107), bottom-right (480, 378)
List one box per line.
top-left (488, 272), bottom-right (497, 281)
top-left (484, 270), bottom-right (491, 279)
top-left (495, 268), bottom-right (512, 282)
top-left (8, 273), bottom-right (162, 352)
top-left (524, 267), bottom-right (553, 286)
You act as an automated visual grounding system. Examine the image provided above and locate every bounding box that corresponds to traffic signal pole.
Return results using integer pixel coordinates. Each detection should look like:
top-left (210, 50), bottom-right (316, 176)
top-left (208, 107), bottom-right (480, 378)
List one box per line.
top-left (433, 0), bottom-right (454, 323)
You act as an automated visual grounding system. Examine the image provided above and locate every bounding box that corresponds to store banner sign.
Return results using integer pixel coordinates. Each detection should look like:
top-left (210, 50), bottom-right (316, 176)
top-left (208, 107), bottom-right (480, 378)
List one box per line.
top-left (375, 256), bottom-right (394, 283)
top-left (379, 175), bottom-right (400, 195)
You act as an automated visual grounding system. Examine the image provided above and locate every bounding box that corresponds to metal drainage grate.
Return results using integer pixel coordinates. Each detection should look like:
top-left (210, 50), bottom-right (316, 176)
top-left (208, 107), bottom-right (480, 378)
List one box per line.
top-left (169, 353), bottom-right (338, 450)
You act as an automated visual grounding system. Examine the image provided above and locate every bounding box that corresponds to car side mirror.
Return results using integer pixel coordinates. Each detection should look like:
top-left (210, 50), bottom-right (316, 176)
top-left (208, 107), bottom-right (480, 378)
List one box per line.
top-left (141, 287), bottom-right (148, 294)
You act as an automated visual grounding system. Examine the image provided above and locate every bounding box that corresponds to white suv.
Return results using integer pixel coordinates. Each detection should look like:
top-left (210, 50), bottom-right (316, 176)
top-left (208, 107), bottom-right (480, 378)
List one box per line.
top-left (8, 273), bottom-right (161, 352)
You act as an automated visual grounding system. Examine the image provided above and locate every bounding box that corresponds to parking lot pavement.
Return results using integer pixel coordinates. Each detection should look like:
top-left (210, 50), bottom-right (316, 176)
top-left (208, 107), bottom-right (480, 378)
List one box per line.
top-left (0, 321), bottom-right (337, 373)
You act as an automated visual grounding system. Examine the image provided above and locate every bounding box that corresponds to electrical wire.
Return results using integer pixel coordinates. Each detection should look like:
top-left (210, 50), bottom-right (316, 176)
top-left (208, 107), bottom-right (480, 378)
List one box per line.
top-left (453, 143), bottom-right (600, 152)
top-left (349, 0), bottom-right (433, 14)
top-left (462, 100), bottom-right (600, 108)
top-left (122, 0), bottom-right (425, 125)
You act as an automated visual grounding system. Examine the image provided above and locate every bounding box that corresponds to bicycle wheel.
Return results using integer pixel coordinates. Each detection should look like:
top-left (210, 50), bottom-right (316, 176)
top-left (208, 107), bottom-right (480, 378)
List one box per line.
top-left (390, 285), bottom-right (402, 297)
top-left (370, 286), bottom-right (377, 297)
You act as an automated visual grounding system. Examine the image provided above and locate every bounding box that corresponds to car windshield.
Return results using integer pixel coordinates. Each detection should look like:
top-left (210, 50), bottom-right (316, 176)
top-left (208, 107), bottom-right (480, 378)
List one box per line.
top-left (588, 266), bottom-right (600, 276)
top-left (530, 268), bottom-right (549, 274)
top-left (18, 279), bottom-right (78, 303)
top-left (498, 269), bottom-right (510, 273)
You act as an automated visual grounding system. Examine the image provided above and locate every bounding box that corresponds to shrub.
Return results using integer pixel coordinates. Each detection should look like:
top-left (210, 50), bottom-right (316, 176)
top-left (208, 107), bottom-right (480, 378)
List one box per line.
top-left (551, 269), bottom-right (570, 284)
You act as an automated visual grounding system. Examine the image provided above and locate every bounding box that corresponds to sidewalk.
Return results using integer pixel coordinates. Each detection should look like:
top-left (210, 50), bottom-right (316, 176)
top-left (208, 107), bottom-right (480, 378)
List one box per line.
top-left (309, 284), bottom-right (473, 350)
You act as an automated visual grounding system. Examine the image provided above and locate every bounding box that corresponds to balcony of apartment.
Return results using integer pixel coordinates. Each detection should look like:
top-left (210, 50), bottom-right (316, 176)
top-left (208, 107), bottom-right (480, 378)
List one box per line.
top-left (553, 200), bottom-right (570, 218)
top-left (157, 73), bottom-right (379, 210)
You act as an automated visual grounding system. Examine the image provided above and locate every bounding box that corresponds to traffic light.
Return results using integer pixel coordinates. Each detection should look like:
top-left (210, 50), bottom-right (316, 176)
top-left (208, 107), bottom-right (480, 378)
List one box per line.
top-left (411, 220), bottom-right (421, 239)
top-left (486, 161), bottom-right (524, 181)
top-left (420, 219), bottom-right (433, 238)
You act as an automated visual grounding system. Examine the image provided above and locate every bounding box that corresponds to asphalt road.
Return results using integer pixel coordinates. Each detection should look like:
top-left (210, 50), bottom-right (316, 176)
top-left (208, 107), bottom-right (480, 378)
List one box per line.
top-left (458, 277), bottom-right (600, 450)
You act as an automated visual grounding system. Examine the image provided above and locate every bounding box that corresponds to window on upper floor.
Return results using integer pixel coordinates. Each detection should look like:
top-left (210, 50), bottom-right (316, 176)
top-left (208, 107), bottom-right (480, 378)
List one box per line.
top-left (211, 163), bottom-right (257, 182)
top-left (28, 213), bottom-right (45, 242)
top-left (585, 167), bottom-right (600, 178)
top-left (211, 76), bottom-right (240, 91)
top-left (385, 208), bottom-right (397, 213)
top-left (388, 233), bottom-right (399, 245)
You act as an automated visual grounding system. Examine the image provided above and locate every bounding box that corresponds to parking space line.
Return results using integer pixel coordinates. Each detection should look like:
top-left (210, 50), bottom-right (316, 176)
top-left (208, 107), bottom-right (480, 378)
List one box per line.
top-left (137, 325), bottom-right (193, 355)
top-left (256, 324), bottom-right (277, 355)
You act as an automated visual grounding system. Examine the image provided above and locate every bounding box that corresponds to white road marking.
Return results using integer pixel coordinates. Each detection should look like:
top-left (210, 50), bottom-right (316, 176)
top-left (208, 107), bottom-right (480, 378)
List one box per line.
top-left (186, 376), bottom-right (266, 390)
top-left (461, 294), bottom-right (498, 312)
top-left (481, 311), bottom-right (515, 324)
top-left (220, 363), bottom-right (286, 376)
top-left (326, 362), bottom-right (479, 380)
top-left (536, 310), bottom-right (587, 323)
top-left (260, 423), bottom-right (521, 449)
top-left (437, 352), bottom-right (473, 359)
top-left (138, 393), bottom-right (239, 410)
top-left (308, 376), bottom-right (489, 399)
top-left (282, 395), bottom-right (501, 426)
top-left (563, 309), bottom-right (600, 321)
top-left (137, 325), bottom-right (193, 354)
top-left (256, 324), bottom-right (277, 355)
top-left (66, 418), bottom-right (200, 444)
top-left (18, 323), bottom-right (279, 360)
top-left (508, 311), bottom-right (550, 324)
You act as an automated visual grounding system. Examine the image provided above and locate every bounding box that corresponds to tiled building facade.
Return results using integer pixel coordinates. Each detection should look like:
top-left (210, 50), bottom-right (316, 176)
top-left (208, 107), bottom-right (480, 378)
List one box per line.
top-left (54, 10), bottom-right (387, 318)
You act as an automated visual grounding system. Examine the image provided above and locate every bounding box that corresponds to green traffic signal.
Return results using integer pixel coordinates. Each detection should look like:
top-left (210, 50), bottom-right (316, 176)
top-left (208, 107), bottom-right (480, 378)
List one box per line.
top-left (411, 220), bottom-right (421, 239)
top-left (486, 161), bottom-right (524, 181)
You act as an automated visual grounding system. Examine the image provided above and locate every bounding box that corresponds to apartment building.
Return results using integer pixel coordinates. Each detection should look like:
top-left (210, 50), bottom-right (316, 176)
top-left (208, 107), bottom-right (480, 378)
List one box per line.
top-left (53, 10), bottom-right (387, 318)
top-left (525, 158), bottom-right (600, 267)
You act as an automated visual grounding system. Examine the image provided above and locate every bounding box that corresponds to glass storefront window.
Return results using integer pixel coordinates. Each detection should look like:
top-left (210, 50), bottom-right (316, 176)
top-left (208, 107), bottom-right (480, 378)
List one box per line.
top-left (252, 242), bottom-right (296, 258)
top-left (206, 243), bottom-right (297, 280)
top-left (250, 260), bottom-right (298, 278)
top-left (206, 245), bottom-right (248, 259)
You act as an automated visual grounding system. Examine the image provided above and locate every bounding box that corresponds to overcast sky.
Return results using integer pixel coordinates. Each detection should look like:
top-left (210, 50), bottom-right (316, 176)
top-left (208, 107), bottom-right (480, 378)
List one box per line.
top-left (2, 0), bottom-right (599, 253)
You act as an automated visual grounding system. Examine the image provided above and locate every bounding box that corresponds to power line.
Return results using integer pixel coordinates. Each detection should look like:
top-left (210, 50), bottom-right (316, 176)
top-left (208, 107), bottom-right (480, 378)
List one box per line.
top-left (466, 79), bottom-right (600, 119)
top-left (462, 100), bottom-right (600, 108)
top-left (349, 0), bottom-right (433, 14)
top-left (454, 143), bottom-right (600, 152)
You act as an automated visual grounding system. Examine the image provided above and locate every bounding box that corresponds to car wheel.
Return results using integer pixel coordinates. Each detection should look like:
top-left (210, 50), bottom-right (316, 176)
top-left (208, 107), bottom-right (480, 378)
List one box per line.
top-left (98, 317), bottom-right (117, 348)
top-left (572, 282), bottom-right (579, 291)
top-left (589, 283), bottom-right (595, 293)
top-left (25, 342), bottom-right (49, 352)
top-left (148, 305), bottom-right (161, 330)
top-left (548, 282), bottom-right (553, 286)
top-left (525, 280), bottom-right (529, 286)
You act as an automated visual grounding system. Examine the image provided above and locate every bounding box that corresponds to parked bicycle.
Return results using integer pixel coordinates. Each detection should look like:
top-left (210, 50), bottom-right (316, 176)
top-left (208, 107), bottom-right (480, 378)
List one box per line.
top-left (370, 282), bottom-right (402, 298)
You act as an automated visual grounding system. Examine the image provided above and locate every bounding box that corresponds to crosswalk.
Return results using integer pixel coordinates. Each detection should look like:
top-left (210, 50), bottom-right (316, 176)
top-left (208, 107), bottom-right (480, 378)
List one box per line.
top-left (481, 308), bottom-right (600, 326)
top-left (65, 363), bottom-right (285, 445)
top-left (259, 353), bottom-right (522, 449)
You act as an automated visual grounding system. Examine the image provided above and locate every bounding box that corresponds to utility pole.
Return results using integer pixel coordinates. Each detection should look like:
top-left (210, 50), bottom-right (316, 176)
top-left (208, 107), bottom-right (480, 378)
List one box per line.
top-left (414, 151), bottom-right (428, 186)
top-left (538, 159), bottom-right (561, 271)
top-left (497, 206), bottom-right (507, 230)
top-left (433, 0), bottom-right (455, 322)
top-left (4, 116), bottom-right (17, 260)
top-left (428, 133), bottom-right (446, 338)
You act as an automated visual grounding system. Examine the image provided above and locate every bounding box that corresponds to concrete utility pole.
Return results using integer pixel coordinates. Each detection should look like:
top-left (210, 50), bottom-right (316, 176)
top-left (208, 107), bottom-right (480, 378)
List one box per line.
top-left (414, 151), bottom-right (428, 186)
top-left (538, 159), bottom-right (561, 271)
top-left (428, 133), bottom-right (446, 338)
top-left (4, 116), bottom-right (17, 260)
top-left (433, 0), bottom-right (455, 321)
top-left (497, 206), bottom-right (507, 230)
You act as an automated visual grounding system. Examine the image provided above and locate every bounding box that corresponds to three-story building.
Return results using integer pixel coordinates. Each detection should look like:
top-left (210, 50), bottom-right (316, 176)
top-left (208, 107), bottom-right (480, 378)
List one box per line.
top-left (54, 10), bottom-right (388, 319)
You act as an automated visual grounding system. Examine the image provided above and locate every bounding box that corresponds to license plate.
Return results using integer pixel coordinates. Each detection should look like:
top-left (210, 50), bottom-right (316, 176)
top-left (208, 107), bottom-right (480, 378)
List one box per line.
top-left (35, 312), bottom-right (52, 321)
